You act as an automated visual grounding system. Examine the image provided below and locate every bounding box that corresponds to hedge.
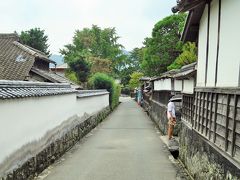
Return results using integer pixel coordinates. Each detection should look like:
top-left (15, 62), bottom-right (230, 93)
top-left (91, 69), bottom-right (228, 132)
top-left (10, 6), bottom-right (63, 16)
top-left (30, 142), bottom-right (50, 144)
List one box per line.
top-left (89, 73), bottom-right (121, 110)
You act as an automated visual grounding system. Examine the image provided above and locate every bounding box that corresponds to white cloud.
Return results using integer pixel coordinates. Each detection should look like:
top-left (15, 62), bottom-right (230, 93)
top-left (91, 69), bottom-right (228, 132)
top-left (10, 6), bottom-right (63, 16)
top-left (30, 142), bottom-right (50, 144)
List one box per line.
top-left (0, 0), bottom-right (176, 54)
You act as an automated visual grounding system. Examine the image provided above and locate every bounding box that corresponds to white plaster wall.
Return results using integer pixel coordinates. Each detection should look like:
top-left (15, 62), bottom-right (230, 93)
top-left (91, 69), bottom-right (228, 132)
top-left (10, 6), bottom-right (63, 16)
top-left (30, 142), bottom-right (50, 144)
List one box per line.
top-left (174, 80), bottom-right (183, 91)
top-left (197, 4), bottom-right (208, 87)
top-left (183, 79), bottom-right (195, 94)
top-left (154, 79), bottom-right (172, 91)
top-left (0, 94), bottom-right (109, 164)
top-left (217, 0), bottom-right (240, 87)
top-left (163, 79), bottom-right (172, 90)
top-left (154, 80), bottom-right (163, 91)
top-left (207, 0), bottom-right (218, 87)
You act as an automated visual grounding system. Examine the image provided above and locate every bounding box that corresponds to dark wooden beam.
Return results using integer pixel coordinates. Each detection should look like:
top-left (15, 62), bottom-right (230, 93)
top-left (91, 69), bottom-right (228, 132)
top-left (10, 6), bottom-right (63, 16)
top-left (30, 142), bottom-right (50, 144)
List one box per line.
top-left (231, 94), bottom-right (238, 156)
top-left (205, 3), bottom-right (211, 86)
top-left (208, 92), bottom-right (214, 140)
top-left (213, 94), bottom-right (219, 143)
top-left (215, 0), bottom-right (221, 86)
top-left (201, 92), bottom-right (206, 134)
top-left (205, 92), bottom-right (210, 136)
top-left (224, 94), bottom-right (230, 151)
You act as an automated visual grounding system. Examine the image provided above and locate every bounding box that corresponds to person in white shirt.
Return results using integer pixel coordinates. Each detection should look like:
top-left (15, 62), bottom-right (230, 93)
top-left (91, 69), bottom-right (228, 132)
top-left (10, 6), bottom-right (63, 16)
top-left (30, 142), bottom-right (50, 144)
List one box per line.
top-left (167, 98), bottom-right (176, 140)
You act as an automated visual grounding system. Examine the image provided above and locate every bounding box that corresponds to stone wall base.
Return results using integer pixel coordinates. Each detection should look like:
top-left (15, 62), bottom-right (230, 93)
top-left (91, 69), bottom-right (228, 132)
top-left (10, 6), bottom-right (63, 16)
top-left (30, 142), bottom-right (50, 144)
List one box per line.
top-left (179, 121), bottom-right (240, 179)
top-left (1, 107), bottom-right (111, 180)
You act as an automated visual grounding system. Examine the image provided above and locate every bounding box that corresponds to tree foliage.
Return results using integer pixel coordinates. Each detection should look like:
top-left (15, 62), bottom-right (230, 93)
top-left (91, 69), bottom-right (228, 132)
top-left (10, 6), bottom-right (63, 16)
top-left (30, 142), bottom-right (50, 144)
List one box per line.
top-left (140, 13), bottom-right (187, 76)
top-left (129, 72), bottom-right (144, 90)
top-left (67, 56), bottom-right (91, 83)
top-left (60, 25), bottom-right (125, 75)
top-left (118, 48), bottom-right (144, 86)
top-left (89, 73), bottom-right (120, 109)
top-left (88, 57), bottom-right (112, 74)
top-left (19, 28), bottom-right (50, 55)
top-left (167, 42), bottom-right (197, 70)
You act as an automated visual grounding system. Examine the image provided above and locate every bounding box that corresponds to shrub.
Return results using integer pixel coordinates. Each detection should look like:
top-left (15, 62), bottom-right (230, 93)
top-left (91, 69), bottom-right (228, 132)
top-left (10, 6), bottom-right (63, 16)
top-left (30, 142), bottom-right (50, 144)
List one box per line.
top-left (89, 73), bottom-right (121, 110)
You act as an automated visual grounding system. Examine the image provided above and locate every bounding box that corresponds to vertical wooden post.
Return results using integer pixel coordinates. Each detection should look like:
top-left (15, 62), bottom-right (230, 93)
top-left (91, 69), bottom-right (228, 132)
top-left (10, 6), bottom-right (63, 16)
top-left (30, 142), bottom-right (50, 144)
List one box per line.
top-left (191, 95), bottom-right (194, 126)
top-left (194, 92), bottom-right (199, 129)
top-left (231, 94), bottom-right (238, 157)
top-left (205, 92), bottom-right (210, 136)
top-left (213, 93), bottom-right (219, 143)
top-left (224, 94), bottom-right (230, 152)
top-left (208, 93), bottom-right (214, 140)
top-left (201, 92), bottom-right (206, 134)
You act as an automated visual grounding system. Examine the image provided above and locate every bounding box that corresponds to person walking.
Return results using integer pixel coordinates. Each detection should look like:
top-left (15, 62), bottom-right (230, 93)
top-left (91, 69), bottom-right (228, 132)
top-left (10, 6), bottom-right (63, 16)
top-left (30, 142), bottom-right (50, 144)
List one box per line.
top-left (167, 97), bottom-right (176, 140)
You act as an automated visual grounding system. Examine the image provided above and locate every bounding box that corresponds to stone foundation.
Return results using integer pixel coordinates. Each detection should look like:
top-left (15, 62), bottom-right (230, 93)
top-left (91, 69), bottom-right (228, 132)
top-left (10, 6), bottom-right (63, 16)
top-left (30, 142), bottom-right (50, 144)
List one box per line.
top-left (1, 107), bottom-right (111, 180)
top-left (179, 121), bottom-right (240, 179)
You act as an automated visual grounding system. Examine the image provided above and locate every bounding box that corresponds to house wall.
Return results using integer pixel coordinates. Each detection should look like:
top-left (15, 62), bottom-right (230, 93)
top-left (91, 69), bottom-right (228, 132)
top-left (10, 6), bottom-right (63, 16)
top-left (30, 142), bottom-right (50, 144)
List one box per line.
top-left (183, 78), bottom-right (195, 94)
top-left (207, 0), bottom-right (218, 87)
top-left (0, 93), bottom-right (109, 165)
top-left (197, 4), bottom-right (208, 87)
top-left (154, 79), bottom-right (172, 91)
top-left (174, 80), bottom-right (182, 91)
top-left (197, 0), bottom-right (240, 87)
top-left (217, 0), bottom-right (240, 87)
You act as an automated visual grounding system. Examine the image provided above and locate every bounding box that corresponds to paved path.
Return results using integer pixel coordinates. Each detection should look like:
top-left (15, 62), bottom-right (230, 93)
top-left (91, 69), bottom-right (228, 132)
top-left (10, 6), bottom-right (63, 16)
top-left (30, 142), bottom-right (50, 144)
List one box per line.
top-left (37, 97), bottom-right (187, 180)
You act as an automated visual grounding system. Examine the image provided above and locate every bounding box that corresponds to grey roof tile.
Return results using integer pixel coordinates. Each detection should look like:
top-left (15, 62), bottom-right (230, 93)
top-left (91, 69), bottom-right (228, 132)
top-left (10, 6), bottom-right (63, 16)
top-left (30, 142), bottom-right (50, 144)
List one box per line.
top-left (0, 80), bottom-right (76, 100)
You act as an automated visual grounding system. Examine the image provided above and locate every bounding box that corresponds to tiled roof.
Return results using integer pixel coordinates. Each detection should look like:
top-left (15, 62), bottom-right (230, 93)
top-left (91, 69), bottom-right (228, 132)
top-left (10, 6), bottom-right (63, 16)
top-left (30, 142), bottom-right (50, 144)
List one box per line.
top-left (174, 62), bottom-right (197, 79)
top-left (30, 68), bottom-right (82, 89)
top-left (0, 80), bottom-right (76, 100)
top-left (139, 77), bottom-right (151, 81)
top-left (150, 62), bottom-right (197, 81)
top-left (77, 90), bottom-right (109, 98)
top-left (0, 33), bottom-right (56, 81)
top-left (14, 42), bottom-right (56, 65)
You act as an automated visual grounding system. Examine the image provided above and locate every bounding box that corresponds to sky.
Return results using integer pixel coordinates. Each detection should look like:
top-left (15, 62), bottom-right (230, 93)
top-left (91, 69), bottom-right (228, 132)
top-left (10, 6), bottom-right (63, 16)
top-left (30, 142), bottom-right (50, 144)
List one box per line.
top-left (0, 0), bottom-right (176, 54)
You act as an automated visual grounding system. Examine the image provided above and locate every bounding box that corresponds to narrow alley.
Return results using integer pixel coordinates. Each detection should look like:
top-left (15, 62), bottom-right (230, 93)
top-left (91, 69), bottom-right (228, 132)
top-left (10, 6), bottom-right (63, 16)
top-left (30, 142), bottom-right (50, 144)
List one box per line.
top-left (36, 98), bottom-right (188, 180)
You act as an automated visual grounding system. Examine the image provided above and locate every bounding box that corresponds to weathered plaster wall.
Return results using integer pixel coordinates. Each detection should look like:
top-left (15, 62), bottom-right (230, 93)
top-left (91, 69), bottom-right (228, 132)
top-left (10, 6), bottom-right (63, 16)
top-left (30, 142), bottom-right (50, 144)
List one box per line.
top-left (174, 80), bottom-right (182, 92)
top-left (179, 121), bottom-right (240, 179)
top-left (154, 79), bottom-right (172, 91)
top-left (1, 107), bottom-right (111, 180)
top-left (217, 0), bottom-right (240, 87)
top-left (207, 0), bottom-right (218, 87)
top-left (197, 4), bottom-right (208, 87)
top-left (0, 93), bottom-right (109, 165)
top-left (183, 78), bottom-right (194, 94)
top-left (197, 0), bottom-right (240, 87)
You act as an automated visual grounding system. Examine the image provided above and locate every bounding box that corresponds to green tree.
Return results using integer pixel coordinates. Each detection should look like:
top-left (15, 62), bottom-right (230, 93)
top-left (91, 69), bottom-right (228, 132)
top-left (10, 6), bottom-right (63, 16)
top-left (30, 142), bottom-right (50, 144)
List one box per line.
top-left (68, 56), bottom-right (91, 83)
top-left (88, 57), bottom-right (112, 74)
top-left (19, 28), bottom-right (50, 55)
top-left (118, 48), bottom-right (144, 86)
top-left (167, 42), bottom-right (197, 70)
top-left (60, 25), bottom-right (125, 75)
top-left (129, 72), bottom-right (144, 90)
top-left (141, 13), bottom-right (186, 76)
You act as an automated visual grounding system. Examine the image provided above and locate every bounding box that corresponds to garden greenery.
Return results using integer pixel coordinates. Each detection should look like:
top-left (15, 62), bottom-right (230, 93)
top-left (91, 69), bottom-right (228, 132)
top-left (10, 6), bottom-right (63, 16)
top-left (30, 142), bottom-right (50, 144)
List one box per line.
top-left (89, 73), bottom-right (121, 110)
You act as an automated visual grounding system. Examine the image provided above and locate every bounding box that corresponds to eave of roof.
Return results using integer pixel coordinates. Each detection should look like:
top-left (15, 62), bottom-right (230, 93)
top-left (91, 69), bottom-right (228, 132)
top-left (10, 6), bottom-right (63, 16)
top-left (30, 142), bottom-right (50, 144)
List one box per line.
top-left (172, 0), bottom-right (206, 43)
top-left (172, 0), bottom-right (206, 13)
top-left (31, 68), bottom-right (59, 83)
top-left (150, 62), bottom-right (197, 81)
top-left (13, 42), bottom-right (56, 65)
top-left (0, 80), bottom-right (76, 100)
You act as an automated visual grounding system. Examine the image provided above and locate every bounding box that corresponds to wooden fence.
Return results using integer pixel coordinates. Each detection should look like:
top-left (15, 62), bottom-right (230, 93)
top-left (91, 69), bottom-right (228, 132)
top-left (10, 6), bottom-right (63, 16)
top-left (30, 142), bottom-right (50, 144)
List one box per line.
top-left (182, 88), bottom-right (240, 163)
